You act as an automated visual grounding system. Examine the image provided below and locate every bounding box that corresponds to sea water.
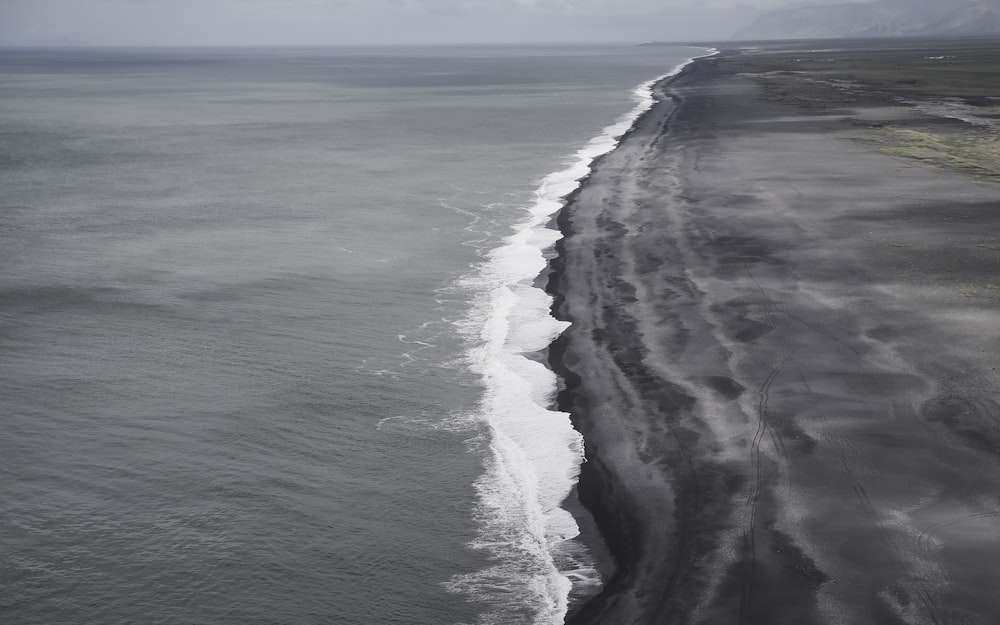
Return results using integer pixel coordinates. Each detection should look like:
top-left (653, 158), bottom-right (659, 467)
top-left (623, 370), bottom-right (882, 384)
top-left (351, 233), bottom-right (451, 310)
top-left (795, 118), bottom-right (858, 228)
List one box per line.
top-left (0, 44), bottom-right (697, 625)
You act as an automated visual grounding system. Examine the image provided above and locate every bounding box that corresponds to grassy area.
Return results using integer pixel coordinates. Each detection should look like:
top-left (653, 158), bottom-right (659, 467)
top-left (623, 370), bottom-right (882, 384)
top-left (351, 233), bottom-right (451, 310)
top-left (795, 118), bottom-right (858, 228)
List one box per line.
top-left (717, 39), bottom-right (1000, 101)
top-left (866, 127), bottom-right (1000, 181)
top-left (710, 39), bottom-right (1000, 180)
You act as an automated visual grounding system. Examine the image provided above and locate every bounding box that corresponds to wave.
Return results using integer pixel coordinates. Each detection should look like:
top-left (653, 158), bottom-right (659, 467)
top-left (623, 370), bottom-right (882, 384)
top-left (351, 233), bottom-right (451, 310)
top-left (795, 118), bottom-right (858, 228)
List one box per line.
top-left (447, 50), bottom-right (715, 625)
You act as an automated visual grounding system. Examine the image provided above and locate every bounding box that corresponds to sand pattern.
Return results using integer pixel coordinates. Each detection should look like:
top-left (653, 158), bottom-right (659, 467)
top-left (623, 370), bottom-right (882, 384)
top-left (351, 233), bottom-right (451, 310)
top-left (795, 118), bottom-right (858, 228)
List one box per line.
top-left (552, 52), bottom-right (1000, 625)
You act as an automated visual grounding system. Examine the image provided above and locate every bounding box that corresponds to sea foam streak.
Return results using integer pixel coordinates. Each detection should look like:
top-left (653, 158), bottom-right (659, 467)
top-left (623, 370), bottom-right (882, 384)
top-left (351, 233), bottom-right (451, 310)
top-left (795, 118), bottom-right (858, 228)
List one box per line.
top-left (449, 53), bottom-right (711, 624)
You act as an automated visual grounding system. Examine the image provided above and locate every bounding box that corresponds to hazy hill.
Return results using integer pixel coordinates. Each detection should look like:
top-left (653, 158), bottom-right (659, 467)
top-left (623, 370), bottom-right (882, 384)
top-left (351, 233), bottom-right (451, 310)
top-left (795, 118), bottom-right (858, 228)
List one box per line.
top-left (926, 1), bottom-right (1000, 35)
top-left (733, 0), bottom-right (1000, 40)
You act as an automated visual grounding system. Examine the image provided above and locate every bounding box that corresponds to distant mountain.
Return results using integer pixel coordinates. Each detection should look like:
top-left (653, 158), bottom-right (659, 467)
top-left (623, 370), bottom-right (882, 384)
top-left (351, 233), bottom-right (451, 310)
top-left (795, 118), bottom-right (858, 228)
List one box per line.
top-left (926, 1), bottom-right (1000, 35)
top-left (733, 0), bottom-right (1000, 40)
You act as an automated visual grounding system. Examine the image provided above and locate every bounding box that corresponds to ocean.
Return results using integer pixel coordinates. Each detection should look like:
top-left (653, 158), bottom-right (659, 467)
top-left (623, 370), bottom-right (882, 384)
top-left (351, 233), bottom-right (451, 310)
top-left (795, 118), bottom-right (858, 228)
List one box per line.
top-left (0, 44), bottom-right (697, 625)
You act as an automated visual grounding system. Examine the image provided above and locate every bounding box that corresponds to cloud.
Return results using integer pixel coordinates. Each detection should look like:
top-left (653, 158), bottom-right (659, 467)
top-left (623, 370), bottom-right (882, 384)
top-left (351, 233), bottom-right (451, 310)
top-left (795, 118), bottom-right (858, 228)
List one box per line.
top-left (0, 0), bottom-right (887, 46)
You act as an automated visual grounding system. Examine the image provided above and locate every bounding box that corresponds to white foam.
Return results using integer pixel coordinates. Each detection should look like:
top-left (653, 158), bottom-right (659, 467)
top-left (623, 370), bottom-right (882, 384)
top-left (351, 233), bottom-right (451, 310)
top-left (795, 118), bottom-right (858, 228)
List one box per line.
top-left (449, 50), bottom-right (715, 624)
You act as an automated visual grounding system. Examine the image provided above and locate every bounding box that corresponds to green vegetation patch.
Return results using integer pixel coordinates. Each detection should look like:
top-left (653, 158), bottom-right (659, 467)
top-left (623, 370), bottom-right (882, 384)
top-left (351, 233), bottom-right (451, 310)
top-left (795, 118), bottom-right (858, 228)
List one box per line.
top-left (717, 41), bottom-right (1000, 101)
top-left (869, 126), bottom-right (1000, 181)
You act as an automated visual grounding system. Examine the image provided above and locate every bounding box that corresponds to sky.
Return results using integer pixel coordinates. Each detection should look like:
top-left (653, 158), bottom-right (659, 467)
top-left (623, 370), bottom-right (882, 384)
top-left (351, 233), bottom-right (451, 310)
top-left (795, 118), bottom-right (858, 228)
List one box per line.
top-left (0, 0), bottom-right (868, 46)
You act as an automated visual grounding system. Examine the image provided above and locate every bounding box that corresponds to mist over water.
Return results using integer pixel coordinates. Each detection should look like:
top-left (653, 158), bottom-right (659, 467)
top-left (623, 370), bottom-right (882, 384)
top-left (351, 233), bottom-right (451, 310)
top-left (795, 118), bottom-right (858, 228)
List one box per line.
top-left (0, 44), bottom-right (695, 624)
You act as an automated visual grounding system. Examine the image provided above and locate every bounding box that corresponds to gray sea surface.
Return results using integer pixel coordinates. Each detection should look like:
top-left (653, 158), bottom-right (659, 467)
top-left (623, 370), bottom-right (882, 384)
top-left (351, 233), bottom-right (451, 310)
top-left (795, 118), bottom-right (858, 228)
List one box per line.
top-left (0, 44), bottom-right (694, 625)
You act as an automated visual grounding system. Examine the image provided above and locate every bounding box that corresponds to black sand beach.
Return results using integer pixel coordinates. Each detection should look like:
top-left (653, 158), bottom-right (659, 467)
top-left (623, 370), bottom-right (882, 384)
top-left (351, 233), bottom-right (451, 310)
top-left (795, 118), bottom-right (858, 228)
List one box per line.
top-left (551, 41), bottom-right (1000, 624)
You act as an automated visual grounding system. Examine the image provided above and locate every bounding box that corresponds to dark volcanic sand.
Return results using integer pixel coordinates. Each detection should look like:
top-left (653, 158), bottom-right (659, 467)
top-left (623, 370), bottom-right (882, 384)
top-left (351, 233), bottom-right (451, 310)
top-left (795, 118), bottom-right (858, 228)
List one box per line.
top-left (551, 54), bottom-right (1000, 625)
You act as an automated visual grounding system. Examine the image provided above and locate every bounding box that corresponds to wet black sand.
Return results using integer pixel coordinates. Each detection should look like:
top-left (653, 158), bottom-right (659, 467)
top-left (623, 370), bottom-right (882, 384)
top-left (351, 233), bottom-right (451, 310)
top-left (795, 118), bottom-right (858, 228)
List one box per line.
top-left (550, 46), bottom-right (1000, 625)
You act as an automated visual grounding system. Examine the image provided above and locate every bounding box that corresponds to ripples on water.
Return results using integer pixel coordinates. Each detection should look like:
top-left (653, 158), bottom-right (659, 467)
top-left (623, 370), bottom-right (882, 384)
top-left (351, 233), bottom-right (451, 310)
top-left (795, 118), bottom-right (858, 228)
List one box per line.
top-left (0, 44), bottom-right (695, 624)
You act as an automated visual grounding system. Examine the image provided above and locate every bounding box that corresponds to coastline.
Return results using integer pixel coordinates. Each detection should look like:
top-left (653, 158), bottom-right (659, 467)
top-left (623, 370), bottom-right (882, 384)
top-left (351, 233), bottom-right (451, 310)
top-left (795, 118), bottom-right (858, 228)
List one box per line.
top-left (543, 57), bottom-right (709, 614)
top-left (454, 49), bottom-right (711, 624)
top-left (548, 59), bottom-right (725, 623)
top-left (549, 42), bottom-right (1000, 624)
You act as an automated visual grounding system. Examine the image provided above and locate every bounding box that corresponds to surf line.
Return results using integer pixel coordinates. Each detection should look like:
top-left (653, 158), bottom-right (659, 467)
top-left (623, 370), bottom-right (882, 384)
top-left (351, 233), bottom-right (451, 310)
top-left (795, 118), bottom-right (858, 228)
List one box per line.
top-left (449, 49), bottom-right (717, 625)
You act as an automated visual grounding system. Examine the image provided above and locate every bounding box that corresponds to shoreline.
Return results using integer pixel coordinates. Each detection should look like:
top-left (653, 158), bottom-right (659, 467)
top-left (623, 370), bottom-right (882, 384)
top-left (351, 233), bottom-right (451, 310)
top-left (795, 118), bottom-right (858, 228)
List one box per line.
top-left (459, 50), bottom-right (712, 622)
top-left (545, 60), bottom-right (704, 615)
top-left (538, 55), bottom-right (710, 615)
top-left (548, 41), bottom-right (1000, 624)
top-left (547, 59), bottom-right (717, 623)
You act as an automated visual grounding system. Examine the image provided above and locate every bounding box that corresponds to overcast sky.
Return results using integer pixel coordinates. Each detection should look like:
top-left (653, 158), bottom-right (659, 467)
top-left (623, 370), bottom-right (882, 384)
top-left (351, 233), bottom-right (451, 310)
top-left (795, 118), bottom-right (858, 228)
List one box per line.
top-left (0, 0), bottom-right (863, 46)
